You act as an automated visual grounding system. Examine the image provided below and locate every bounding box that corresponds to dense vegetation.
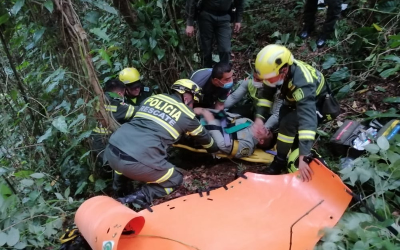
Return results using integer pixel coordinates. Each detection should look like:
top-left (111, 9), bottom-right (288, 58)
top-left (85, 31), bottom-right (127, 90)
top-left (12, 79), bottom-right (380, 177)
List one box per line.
top-left (0, 0), bottom-right (399, 249)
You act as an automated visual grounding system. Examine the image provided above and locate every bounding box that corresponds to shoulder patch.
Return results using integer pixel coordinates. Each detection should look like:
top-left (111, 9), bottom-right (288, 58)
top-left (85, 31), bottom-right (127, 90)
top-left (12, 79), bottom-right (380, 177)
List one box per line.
top-left (293, 88), bottom-right (304, 101)
top-left (240, 147), bottom-right (251, 156)
top-left (143, 87), bottom-right (150, 92)
top-left (120, 102), bottom-right (127, 106)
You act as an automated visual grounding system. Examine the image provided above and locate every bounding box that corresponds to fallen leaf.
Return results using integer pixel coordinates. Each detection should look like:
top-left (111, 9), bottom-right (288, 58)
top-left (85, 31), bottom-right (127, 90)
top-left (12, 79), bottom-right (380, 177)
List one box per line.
top-left (352, 101), bottom-right (358, 108)
top-left (357, 88), bottom-right (369, 94)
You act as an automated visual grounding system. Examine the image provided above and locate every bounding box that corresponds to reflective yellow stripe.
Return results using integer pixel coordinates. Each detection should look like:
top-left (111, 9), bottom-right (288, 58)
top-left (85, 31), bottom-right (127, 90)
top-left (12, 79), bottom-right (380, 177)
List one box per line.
top-left (115, 171), bottom-right (122, 175)
top-left (156, 95), bottom-right (195, 119)
top-left (230, 140), bottom-right (239, 157)
top-left (202, 137), bottom-right (214, 149)
top-left (297, 62), bottom-right (313, 83)
top-left (188, 125), bottom-right (203, 136)
top-left (135, 112), bottom-right (179, 139)
top-left (148, 168), bottom-right (174, 184)
top-left (299, 130), bottom-right (316, 140)
top-left (105, 105), bottom-right (117, 112)
top-left (93, 127), bottom-right (112, 134)
top-left (277, 133), bottom-right (295, 143)
top-left (125, 105), bottom-right (135, 119)
top-left (316, 74), bottom-right (325, 95)
top-left (255, 114), bottom-right (265, 120)
top-left (164, 188), bottom-right (173, 194)
top-left (257, 99), bottom-right (273, 108)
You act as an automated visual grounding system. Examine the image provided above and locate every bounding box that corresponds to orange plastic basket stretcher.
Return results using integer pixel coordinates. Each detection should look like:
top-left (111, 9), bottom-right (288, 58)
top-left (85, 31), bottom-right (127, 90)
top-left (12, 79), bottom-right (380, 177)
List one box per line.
top-left (75, 159), bottom-right (352, 250)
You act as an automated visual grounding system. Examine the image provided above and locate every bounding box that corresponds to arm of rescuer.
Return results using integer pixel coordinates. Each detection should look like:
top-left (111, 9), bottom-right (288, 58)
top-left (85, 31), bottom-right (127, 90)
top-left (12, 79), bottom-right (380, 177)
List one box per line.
top-left (185, 0), bottom-right (197, 37)
top-left (185, 110), bottom-right (219, 153)
top-left (108, 102), bottom-right (138, 124)
top-left (253, 85), bottom-right (277, 132)
top-left (223, 78), bottom-right (249, 109)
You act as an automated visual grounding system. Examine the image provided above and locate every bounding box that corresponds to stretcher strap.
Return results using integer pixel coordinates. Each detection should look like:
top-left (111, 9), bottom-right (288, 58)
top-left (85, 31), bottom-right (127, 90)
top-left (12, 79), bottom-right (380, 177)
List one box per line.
top-left (220, 118), bottom-right (232, 147)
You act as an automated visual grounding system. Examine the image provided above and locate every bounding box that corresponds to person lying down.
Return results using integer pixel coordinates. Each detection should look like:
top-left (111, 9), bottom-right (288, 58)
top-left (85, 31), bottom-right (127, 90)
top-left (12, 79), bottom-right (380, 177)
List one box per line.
top-left (193, 108), bottom-right (276, 159)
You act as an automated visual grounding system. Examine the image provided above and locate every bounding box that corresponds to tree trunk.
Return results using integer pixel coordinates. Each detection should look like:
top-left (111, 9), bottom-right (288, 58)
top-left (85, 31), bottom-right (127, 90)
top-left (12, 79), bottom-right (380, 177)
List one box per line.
top-left (53, 0), bottom-right (119, 131)
top-left (112, 0), bottom-right (137, 31)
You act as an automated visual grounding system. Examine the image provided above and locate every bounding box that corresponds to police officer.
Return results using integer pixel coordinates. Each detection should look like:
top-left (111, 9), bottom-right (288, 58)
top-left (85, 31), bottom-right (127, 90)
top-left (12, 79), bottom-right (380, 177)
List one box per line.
top-left (90, 79), bottom-right (136, 164)
top-left (300, 0), bottom-right (342, 48)
top-left (224, 73), bottom-right (283, 130)
top-left (252, 44), bottom-right (329, 182)
top-left (104, 79), bottom-right (219, 205)
top-left (195, 108), bottom-right (275, 158)
top-left (119, 67), bottom-right (152, 105)
top-left (185, 0), bottom-right (244, 67)
top-left (190, 62), bottom-right (234, 110)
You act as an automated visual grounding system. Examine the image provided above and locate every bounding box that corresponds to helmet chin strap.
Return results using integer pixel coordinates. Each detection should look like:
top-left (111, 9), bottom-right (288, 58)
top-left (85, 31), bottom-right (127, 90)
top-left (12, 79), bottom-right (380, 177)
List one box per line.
top-left (185, 99), bottom-right (194, 106)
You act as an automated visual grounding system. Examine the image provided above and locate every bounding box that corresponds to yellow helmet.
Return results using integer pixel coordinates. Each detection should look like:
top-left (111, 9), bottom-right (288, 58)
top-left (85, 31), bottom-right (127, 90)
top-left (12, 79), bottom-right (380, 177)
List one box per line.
top-left (255, 44), bottom-right (294, 79)
top-left (119, 68), bottom-right (141, 85)
top-left (171, 79), bottom-right (203, 103)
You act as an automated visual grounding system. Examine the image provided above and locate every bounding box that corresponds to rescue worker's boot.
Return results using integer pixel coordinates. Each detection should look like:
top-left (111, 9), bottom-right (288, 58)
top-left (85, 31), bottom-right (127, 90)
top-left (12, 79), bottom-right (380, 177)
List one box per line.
top-left (112, 171), bottom-right (132, 198)
top-left (262, 155), bottom-right (287, 175)
top-left (117, 190), bottom-right (148, 207)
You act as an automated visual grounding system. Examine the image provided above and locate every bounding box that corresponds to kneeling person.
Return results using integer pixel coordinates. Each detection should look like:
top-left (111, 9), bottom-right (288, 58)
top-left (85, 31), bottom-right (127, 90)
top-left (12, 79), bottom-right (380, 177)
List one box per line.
top-left (104, 79), bottom-right (219, 206)
top-left (195, 108), bottom-right (275, 158)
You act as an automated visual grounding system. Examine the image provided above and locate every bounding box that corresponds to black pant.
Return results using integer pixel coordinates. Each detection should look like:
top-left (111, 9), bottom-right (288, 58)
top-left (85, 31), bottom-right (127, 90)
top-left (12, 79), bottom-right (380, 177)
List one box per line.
top-left (198, 11), bottom-right (231, 67)
top-left (303, 0), bottom-right (342, 34)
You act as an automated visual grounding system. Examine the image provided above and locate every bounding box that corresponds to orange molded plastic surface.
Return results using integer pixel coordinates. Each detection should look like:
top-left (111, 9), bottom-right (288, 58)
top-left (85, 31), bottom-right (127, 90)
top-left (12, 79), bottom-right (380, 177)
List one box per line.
top-left (75, 159), bottom-right (351, 250)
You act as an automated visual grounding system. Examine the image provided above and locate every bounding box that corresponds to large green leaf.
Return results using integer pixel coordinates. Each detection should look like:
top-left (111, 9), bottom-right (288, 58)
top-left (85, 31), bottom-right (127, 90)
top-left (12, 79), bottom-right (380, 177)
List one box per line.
top-left (383, 55), bottom-right (400, 63)
top-left (322, 57), bottom-right (337, 69)
top-left (0, 14), bottom-right (9, 25)
top-left (13, 241), bottom-right (27, 249)
top-left (377, 136), bottom-right (390, 151)
top-left (44, 0), bottom-right (53, 13)
top-left (6, 228), bottom-right (20, 246)
top-left (0, 232), bottom-right (7, 246)
top-left (30, 173), bottom-right (45, 179)
top-left (383, 97), bottom-right (400, 103)
top-left (149, 37), bottom-right (157, 49)
top-left (90, 28), bottom-right (110, 42)
top-left (329, 67), bottom-right (350, 82)
top-left (92, 0), bottom-right (118, 15)
top-left (37, 128), bottom-right (52, 143)
top-left (11, 0), bottom-right (25, 15)
top-left (379, 64), bottom-right (400, 79)
top-left (33, 28), bottom-right (46, 43)
top-left (52, 116), bottom-right (69, 133)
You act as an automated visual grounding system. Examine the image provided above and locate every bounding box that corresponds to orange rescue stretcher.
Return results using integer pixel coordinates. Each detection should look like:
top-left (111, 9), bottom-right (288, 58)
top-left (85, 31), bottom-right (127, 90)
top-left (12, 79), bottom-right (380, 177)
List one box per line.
top-left (173, 143), bottom-right (276, 163)
top-left (75, 159), bottom-right (352, 250)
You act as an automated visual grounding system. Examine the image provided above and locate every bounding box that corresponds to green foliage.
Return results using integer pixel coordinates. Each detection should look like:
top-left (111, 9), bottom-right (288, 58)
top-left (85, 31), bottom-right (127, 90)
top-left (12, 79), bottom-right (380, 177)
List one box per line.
top-left (317, 136), bottom-right (400, 249)
top-left (0, 167), bottom-right (82, 249)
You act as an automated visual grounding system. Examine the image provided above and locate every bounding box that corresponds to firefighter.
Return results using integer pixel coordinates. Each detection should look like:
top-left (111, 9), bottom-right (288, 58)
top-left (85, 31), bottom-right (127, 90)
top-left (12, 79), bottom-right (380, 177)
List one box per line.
top-left (104, 79), bottom-right (219, 206)
top-left (190, 62), bottom-right (234, 110)
top-left (195, 108), bottom-right (276, 158)
top-left (90, 79), bottom-right (136, 164)
top-left (252, 44), bottom-right (329, 182)
top-left (119, 67), bottom-right (152, 105)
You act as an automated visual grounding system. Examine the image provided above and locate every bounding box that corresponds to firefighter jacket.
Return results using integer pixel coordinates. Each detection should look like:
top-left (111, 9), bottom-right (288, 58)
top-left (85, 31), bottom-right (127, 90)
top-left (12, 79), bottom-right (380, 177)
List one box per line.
top-left (255, 60), bottom-right (328, 155)
top-left (206, 112), bottom-right (258, 158)
top-left (125, 86), bottom-right (152, 106)
top-left (93, 92), bottom-right (136, 135)
top-left (109, 93), bottom-right (219, 170)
